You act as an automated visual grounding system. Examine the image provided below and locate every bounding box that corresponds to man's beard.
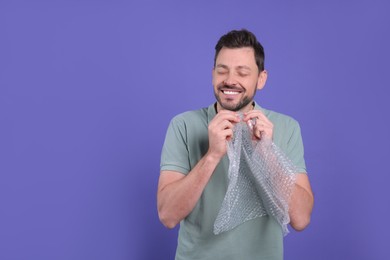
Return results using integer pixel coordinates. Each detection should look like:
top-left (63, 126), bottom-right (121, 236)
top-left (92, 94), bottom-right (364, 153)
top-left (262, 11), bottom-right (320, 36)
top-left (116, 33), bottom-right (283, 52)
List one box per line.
top-left (214, 84), bottom-right (257, 111)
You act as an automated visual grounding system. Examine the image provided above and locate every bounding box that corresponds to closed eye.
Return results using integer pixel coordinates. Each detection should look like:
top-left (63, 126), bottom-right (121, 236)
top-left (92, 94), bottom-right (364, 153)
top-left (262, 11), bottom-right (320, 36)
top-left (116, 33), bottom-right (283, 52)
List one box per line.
top-left (238, 72), bottom-right (249, 77)
top-left (237, 66), bottom-right (251, 77)
top-left (216, 69), bottom-right (228, 75)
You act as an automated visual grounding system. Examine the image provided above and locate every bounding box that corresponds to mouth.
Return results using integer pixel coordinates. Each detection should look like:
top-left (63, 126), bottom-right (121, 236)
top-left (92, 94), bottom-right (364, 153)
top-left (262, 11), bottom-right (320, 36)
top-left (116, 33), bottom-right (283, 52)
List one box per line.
top-left (221, 90), bottom-right (241, 95)
top-left (219, 86), bottom-right (243, 96)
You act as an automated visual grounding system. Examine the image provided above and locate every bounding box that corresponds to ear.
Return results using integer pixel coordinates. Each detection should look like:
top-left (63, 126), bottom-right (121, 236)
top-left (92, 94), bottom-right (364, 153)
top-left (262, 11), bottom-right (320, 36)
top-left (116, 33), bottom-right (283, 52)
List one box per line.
top-left (257, 70), bottom-right (268, 90)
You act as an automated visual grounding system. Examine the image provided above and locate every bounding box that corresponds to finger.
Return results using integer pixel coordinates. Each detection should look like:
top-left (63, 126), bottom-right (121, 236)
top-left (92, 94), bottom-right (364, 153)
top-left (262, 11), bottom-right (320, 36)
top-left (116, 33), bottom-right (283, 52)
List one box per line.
top-left (243, 110), bottom-right (271, 125)
top-left (244, 113), bottom-right (268, 125)
top-left (253, 125), bottom-right (273, 140)
top-left (257, 119), bottom-right (272, 128)
top-left (219, 120), bottom-right (235, 131)
top-left (221, 128), bottom-right (234, 141)
top-left (215, 110), bottom-right (241, 123)
top-left (247, 118), bottom-right (271, 130)
top-left (253, 126), bottom-right (266, 140)
top-left (210, 115), bottom-right (235, 128)
top-left (246, 115), bottom-right (273, 134)
top-left (209, 120), bottom-right (235, 139)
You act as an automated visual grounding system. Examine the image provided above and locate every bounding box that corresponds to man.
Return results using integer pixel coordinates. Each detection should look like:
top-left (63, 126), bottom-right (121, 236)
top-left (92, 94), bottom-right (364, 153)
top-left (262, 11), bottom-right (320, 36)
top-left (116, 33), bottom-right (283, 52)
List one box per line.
top-left (157, 29), bottom-right (314, 260)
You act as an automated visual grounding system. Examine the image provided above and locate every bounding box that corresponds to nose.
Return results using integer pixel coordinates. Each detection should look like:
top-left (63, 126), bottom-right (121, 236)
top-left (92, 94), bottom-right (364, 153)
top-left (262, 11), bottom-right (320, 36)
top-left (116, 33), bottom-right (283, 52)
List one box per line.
top-left (223, 73), bottom-right (238, 86)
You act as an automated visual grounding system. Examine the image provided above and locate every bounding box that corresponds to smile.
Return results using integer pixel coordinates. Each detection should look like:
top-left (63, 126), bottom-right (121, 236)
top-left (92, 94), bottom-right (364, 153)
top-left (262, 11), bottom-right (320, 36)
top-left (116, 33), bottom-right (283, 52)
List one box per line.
top-left (222, 90), bottom-right (241, 95)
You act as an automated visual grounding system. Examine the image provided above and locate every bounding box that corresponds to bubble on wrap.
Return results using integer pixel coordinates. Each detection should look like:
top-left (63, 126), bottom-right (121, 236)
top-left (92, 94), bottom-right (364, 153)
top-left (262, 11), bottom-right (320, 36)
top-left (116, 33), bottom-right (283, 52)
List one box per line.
top-left (213, 117), bottom-right (297, 236)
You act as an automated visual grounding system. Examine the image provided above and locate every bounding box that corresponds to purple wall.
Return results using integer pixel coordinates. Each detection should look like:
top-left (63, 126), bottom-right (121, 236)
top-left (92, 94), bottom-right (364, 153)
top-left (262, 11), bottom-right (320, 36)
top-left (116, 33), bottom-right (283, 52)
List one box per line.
top-left (1, 1), bottom-right (389, 259)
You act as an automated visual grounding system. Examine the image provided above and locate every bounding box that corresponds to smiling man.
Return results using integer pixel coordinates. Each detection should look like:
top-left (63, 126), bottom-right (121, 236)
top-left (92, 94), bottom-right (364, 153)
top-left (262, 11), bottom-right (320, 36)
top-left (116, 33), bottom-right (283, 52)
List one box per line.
top-left (157, 29), bottom-right (314, 260)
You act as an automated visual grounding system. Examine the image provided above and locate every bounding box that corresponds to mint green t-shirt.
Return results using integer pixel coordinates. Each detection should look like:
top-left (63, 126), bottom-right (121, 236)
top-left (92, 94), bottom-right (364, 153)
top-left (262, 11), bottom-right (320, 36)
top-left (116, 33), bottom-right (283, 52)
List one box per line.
top-left (160, 102), bottom-right (306, 260)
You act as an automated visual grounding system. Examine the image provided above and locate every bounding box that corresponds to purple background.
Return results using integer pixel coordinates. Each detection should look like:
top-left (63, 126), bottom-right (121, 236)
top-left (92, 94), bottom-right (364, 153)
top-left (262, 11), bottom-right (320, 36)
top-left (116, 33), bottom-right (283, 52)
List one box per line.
top-left (1, 0), bottom-right (389, 259)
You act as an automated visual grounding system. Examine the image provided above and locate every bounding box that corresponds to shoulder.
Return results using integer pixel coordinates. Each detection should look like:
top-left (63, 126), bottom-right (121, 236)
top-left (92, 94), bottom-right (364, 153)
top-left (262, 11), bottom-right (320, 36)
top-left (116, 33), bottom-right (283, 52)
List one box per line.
top-left (258, 106), bottom-right (303, 147)
top-left (169, 107), bottom-right (209, 128)
top-left (261, 107), bottom-right (300, 129)
top-left (258, 107), bottom-right (305, 164)
top-left (164, 107), bottom-right (210, 153)
top-left (172, 107), bottom-right (207, 121)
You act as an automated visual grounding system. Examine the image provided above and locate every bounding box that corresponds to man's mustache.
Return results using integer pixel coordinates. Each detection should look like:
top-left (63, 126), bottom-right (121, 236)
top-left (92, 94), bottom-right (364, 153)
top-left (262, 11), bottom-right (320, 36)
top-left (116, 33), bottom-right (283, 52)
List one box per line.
top-left (218, 84), bottom-right (243, 91)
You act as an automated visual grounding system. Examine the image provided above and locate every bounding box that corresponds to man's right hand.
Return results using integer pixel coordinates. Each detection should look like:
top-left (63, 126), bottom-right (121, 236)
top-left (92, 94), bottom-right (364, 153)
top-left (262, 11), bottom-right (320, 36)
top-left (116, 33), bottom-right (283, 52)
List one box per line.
top-left (207, 110), bottom-right (240, 160)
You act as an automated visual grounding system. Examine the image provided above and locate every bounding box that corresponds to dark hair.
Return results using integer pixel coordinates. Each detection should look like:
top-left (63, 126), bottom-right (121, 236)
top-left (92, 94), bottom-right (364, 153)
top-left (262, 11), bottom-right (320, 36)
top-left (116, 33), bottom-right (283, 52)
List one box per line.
top-left (214, 29), bottom-right (265, 72)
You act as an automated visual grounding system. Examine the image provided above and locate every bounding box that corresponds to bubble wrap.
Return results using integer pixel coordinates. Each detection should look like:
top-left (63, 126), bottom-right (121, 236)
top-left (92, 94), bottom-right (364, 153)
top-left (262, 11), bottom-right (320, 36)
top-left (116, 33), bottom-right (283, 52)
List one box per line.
top-left (213, 117), bottom-right (297, 236)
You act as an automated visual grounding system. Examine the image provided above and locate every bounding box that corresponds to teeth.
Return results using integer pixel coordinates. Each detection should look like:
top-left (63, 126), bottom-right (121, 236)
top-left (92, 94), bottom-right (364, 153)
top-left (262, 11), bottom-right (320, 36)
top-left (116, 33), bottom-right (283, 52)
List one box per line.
top-left (224, 90), bottom-right (239, 95)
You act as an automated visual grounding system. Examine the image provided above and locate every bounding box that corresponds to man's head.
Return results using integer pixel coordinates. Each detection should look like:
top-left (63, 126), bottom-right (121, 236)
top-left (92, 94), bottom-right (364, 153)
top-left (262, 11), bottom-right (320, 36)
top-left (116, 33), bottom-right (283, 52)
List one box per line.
top-left (212, 29), bottom-right (268, 112)
top-left (214, 29), bottom-right (265, 72)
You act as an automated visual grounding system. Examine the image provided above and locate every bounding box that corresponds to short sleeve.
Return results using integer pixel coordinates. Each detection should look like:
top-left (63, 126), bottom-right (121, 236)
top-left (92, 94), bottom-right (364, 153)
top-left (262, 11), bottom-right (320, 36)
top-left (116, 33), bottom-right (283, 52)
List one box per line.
top-left (286, 120), bottom-right (307, 174)
top-left (160, 116), bottom-right (191, 174)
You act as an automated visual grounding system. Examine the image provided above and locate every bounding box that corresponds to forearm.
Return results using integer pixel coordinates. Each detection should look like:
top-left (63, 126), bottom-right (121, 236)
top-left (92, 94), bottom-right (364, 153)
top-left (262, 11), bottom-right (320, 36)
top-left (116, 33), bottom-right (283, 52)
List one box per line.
top-left (157, 152), bottom-right (221, 228)
top-left (253, 140), bottom-right (313, 231)
top-left (288, 175), bottom-right (314, 231)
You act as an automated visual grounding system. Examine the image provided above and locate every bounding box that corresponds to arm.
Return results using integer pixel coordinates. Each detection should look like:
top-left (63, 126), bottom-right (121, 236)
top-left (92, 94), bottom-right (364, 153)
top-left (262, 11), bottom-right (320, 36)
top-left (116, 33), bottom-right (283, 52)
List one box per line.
top-left (157, 111), bottom-right (240, 229)
top-left (157, 153), bottom-right (220, 229)
top-left (288, 173), bottom-right (314, 231)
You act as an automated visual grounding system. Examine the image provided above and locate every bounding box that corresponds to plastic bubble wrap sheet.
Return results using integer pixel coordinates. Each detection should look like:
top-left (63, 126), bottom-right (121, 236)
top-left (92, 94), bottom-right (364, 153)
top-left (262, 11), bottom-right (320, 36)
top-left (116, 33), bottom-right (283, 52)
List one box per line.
top-left (213, 118), bottom-right (297, 236)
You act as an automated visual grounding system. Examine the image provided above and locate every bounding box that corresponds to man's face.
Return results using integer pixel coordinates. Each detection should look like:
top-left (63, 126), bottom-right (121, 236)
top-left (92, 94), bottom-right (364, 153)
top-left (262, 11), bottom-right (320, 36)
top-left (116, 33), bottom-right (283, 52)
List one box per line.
top-left (212, 47), bottom-right (266, 112)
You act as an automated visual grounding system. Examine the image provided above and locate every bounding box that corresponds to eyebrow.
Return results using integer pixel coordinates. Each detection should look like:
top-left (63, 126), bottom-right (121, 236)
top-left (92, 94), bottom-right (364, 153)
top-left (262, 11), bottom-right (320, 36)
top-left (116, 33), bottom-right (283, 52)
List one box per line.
top-left (215, 64), bottom-right (252, 71)
top-left (236, 65), bottom-right (251, 71)
top-left (215, 64), bottom-right (229, 69)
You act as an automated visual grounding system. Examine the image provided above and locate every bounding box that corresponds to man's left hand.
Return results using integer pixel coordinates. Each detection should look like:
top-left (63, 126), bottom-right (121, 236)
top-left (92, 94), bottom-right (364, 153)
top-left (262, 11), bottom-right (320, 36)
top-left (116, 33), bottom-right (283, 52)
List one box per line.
top-left (243, 110), bottom-right (273, 140)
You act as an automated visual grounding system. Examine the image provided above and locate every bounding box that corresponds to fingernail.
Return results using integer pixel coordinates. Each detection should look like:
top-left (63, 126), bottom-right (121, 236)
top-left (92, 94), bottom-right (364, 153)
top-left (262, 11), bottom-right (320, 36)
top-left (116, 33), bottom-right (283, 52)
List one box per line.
top-left (247, 120), bottom-right (253, 130)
